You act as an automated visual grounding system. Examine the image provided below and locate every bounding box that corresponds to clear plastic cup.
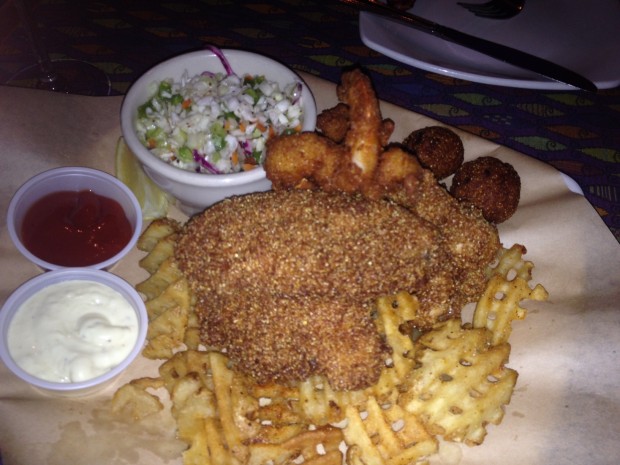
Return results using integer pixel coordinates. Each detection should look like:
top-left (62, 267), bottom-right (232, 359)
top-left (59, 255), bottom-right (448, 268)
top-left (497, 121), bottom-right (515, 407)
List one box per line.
top-left (7, 166), bottom-right (142, 270)
top-left (0, 268), bottom-right (147, 397)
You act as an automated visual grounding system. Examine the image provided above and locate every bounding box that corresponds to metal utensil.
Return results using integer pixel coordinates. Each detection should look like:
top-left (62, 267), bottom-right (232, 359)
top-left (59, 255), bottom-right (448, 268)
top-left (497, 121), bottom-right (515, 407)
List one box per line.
top-left (457, 0), bottom-right (525, 19)
top-left (342, 0), bottom-right (596, 92)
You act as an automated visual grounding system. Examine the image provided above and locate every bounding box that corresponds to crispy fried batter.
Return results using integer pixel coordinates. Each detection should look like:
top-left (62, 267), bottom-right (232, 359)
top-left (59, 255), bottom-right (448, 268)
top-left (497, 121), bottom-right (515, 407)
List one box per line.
top-left (317, 102), bottom-right (395, 146)
top-left (264, 132), bottom-right (347, 191)
top-left (316, 102), bottom-right (350, 143)
top-left (402, 126), bottom-right (464, 180)
top-left (379, 147), bottom-right (499, 298)
top-left (265, 69), bottom-right (500, 300)
top-left (175, 190), bottom-right (476, 390)
top-left (337, 69), bottom-right (384, 178)
top-left (450, 156), bottom-right (521, 224)
top-left (176, 68), bottom-right (501, 392)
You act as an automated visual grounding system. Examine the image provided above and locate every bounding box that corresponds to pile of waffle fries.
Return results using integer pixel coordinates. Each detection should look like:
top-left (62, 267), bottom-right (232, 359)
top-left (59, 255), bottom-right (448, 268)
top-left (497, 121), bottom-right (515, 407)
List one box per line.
top-left (111, 219), bottom-right (548, 465)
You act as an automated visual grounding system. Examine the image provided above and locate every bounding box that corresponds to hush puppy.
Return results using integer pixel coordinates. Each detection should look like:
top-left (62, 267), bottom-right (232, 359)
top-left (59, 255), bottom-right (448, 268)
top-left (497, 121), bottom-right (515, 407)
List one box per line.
top-left (450, 156), bottom-right (521, 224)
top-left (403, 126), bottom-right (464, 180)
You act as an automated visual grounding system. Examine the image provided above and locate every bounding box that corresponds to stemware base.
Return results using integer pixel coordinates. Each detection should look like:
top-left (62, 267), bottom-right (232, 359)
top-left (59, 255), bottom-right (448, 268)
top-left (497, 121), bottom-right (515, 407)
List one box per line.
top-left (6, 59), bottom-right (112, 96)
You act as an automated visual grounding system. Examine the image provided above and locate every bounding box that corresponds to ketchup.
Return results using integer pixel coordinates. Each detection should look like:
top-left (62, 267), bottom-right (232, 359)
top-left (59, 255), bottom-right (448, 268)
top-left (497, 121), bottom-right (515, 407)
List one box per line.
top-left (21, 190), bottom-right (133, 267)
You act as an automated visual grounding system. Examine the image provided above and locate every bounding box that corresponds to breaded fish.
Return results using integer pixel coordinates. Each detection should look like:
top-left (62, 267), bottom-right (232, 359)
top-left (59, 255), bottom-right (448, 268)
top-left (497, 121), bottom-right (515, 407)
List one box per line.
top-left (175, 190), bottom-right (486, 390)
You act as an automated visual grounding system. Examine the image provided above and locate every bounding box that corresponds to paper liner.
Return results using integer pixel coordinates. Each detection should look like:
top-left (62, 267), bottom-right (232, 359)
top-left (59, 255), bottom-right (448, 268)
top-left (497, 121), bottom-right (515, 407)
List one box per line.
top-left (1, 75), bottom-right (619, 465)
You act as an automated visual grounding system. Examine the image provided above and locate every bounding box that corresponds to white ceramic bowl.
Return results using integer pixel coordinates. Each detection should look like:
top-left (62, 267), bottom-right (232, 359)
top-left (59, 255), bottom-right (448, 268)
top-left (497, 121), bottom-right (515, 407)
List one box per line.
top-left (7, 166), bottom-right (142, 270)
top-left (120, 48), bottom-right (317, 214)
top-left (0, 268), bottom-right (148, 396)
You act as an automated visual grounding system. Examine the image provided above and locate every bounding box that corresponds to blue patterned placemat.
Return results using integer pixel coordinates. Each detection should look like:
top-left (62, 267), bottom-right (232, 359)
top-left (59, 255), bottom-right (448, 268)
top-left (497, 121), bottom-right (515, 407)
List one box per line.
top-left (1, 0), bottom-right (618, 241)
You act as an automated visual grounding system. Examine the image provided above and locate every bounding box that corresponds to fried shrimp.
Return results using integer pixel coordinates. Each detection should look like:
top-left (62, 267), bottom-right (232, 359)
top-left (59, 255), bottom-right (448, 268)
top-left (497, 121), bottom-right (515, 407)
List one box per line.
top-left (337, 69), bottom-right (384, 178)
top-left (316, 102), bottom-right (350, 143)
top-left (265, 68), bottom-right (501, 299)
top-left (264, 132), bottom-right (347, 191)
top-left (267, 69), bottom-right (396, 194)
top-left (317, 101), bottom-right (395, 146)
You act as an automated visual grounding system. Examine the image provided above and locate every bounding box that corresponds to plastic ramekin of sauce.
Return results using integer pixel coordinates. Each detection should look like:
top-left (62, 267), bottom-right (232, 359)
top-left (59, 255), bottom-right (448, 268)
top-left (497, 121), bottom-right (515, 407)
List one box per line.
top-left (20, 190), bottom-right (133, 267)
top-left (0, 269), bottom-right (148, 396)
top-left (7, 167), bottom-right (142, 270)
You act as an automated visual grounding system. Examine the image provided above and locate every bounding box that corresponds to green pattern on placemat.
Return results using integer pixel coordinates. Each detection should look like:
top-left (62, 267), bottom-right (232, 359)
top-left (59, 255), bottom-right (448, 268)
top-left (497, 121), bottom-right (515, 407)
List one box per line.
top-left (0, 0), bottom-right (618, 241)
top-left (512, 137), bottom-right (567, 151)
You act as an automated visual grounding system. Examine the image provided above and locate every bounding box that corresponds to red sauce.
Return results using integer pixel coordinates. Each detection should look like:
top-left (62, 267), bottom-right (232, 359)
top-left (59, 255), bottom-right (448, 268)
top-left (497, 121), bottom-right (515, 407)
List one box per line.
top-left (21, 190), bottom-right (133, 267)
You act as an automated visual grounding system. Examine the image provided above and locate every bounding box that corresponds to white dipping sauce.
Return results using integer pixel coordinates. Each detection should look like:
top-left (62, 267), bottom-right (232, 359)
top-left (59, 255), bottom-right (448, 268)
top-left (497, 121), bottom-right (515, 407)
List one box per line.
top-left (7, 280), bottom-right (139, 383)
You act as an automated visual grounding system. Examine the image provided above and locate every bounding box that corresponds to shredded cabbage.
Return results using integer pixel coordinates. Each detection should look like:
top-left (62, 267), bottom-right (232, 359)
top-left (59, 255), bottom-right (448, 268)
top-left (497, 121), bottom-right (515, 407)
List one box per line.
top-left (135, 51), bottom-right (304, 174)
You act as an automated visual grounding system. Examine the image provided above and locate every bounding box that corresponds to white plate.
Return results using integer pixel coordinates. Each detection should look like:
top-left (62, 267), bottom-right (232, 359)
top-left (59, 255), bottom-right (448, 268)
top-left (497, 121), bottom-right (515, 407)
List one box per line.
top-left (360, 0), bottom-right (620, 89)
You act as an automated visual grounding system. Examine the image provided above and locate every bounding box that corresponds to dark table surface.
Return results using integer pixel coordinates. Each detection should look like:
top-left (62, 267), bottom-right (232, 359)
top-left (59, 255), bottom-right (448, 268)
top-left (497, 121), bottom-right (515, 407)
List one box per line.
top-left (1, 0), bottom-right (619, 242)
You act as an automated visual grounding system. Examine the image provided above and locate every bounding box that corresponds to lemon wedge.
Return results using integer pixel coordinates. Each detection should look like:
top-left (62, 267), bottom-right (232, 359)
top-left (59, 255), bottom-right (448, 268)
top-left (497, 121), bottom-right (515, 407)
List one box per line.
top-left (115, 137), bottom-right (172, 220)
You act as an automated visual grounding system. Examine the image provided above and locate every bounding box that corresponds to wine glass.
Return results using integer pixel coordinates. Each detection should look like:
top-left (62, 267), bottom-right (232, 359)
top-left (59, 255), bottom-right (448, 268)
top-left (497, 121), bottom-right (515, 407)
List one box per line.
top-left (6, 0), bottom-right (112, 96)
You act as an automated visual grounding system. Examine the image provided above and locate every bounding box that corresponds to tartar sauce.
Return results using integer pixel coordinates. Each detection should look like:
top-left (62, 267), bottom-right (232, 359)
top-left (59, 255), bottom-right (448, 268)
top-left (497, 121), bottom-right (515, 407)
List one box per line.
top-left (7, 280), bottom-right (139, 383)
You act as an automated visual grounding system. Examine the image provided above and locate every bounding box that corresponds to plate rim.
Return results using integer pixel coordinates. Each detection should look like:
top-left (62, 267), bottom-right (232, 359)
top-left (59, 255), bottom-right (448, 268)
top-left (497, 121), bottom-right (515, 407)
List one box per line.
top-left (359, 10), bottom-right (620, 90)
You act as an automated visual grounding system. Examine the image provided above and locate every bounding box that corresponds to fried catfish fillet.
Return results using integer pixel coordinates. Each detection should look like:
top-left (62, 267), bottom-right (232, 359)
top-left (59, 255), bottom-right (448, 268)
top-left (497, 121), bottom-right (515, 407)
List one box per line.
top-left (175, 190), bottom-right (487, 391)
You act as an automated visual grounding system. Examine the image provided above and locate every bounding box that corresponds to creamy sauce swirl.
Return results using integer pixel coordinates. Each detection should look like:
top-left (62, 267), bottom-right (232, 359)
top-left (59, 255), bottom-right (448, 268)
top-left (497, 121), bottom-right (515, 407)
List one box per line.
top-left (7, 280), bottom-right (139, 383)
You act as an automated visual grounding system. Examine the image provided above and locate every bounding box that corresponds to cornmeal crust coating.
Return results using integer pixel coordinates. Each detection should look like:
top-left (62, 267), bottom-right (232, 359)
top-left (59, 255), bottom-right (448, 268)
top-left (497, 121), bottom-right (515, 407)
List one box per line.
top-left (403, 126), bottom-right (464, 180)
top-left (450, 156), bottom-right (521, 224)
top-left (175, 190), bottom-right (480, 390)
top-left (316, 102), bottom-right (350, 143)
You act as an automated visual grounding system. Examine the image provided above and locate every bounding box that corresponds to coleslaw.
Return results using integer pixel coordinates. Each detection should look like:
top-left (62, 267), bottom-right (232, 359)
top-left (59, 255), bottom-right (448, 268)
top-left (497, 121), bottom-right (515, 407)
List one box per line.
top-left (135, 52), bottom-right (304, 175)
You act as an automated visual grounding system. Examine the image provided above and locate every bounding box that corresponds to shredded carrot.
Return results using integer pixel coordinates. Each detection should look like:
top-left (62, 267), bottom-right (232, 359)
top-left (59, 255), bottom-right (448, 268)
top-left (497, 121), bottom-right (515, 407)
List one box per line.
top-left (147, 139), bottom-right (157, 149)
top-left (239, 122), bottom-right (247, 132)
top-left (256, 122), bottom-right (267, 133)
top-left (231, 151), bottom-right (239, 167)
top-left (243, 163), bottom-right (257, 171)
top-left (182, 99), bottom-right (192, 109)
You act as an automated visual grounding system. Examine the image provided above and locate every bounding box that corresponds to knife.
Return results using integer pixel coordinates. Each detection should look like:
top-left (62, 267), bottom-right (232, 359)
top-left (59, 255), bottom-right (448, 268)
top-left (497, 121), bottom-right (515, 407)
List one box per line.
top-left (341, 0), bottom-right (598, 92)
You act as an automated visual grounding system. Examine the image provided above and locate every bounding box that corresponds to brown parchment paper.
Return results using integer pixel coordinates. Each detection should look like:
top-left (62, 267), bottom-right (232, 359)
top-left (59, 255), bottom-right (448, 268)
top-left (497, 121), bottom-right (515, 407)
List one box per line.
top-left (1, 74), bottom-right (619, 465)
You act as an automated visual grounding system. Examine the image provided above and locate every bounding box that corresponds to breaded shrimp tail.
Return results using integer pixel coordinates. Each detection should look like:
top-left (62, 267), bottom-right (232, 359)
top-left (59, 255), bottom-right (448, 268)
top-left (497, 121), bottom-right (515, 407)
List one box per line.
top-left (265, 69), bottom-right (501, 297)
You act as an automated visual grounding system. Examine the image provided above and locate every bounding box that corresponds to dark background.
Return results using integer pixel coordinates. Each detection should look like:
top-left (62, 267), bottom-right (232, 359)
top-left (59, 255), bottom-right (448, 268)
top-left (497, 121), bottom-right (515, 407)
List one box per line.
top-left (1, 0), bottom-right (619, 240)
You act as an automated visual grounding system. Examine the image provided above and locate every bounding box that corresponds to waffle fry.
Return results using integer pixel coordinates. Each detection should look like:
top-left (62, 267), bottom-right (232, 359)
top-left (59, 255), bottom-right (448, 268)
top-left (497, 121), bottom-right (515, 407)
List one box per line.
top-left (157, 349), bottom-right (348, 465)
top-left (475, 244), bottom-right (549, 345)
top-left (111, 377), bottom-right (165, 421)
top-left (143, 278), bottom-right (191, 359)
top-left (135, 219), bottom-right (199, 358)
top-left (398, 319), bottom-right (517, 445)
top-left (139, 232), bottom-right (179, 274)
top-left (136, 217), bottom-right (181, 252)
top-left (136, 257), bottom-right (185, 301)
top-left (367, 291), bottom-right (419, 404)
top-left (112, 221), bottom-right (548, 465)
top-left (394, 244), bottom-right (548, 446)
top-left (344, 397), bottom-right (437, 465)
top-left (247, 426), bottom-right (344, 465)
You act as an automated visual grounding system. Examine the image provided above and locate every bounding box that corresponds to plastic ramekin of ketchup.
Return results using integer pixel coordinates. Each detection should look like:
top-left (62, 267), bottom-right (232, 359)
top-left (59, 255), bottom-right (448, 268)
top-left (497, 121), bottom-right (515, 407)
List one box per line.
top-left (7, 167), bottom-right (142, 270)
